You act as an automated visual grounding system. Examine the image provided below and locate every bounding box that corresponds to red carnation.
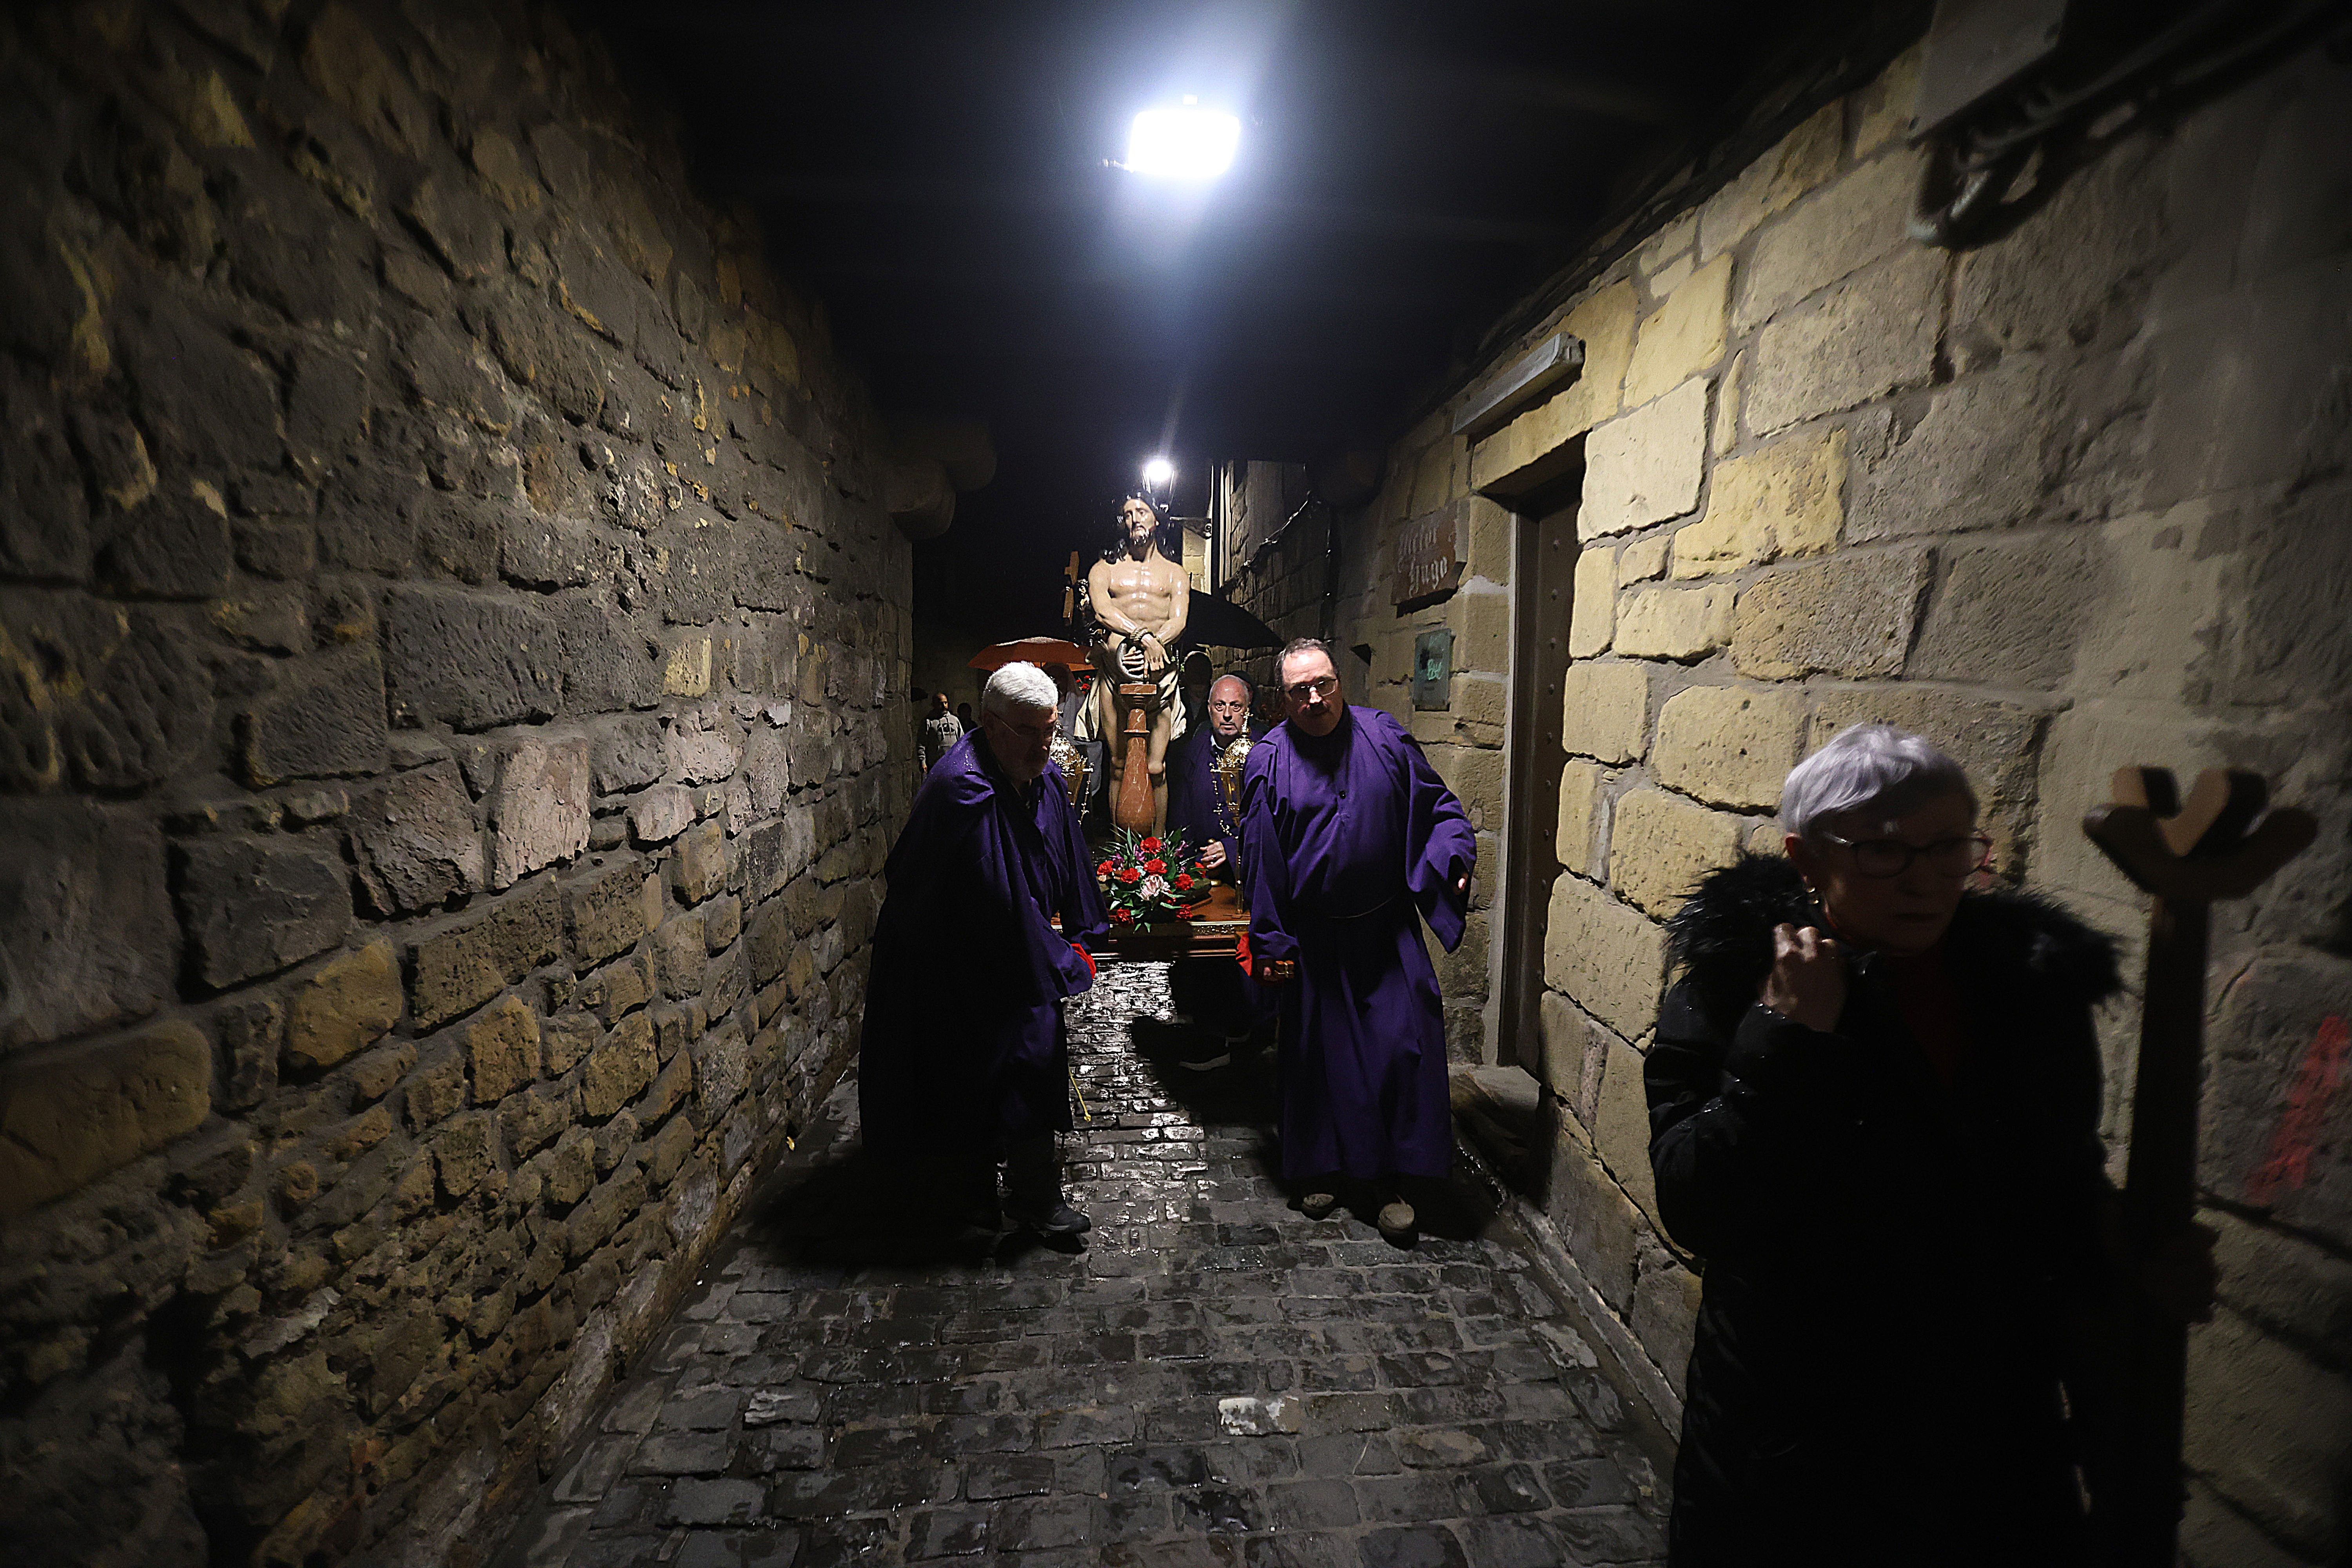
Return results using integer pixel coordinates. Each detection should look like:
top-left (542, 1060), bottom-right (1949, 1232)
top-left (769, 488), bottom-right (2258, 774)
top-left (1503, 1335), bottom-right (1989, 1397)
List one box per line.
top-left (1111, 907), bottom-right (1135, 925)
top-left (1119, 867), bottom-right (1141, 885)
top-left (1174, 874), bottom-right (1193, 891)
top-left (1096, 860), bottom-right (1114, 878)
top-left (1141, 837), bottom-right (1162, 851)
top-left (1144, 858), bottom-right (1166, 875)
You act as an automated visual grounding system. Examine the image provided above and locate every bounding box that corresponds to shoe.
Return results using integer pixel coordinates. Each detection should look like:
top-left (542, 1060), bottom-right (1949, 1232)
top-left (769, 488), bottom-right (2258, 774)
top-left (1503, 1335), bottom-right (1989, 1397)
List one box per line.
top-left (1377, 1200), bottom-right (1417, 1243)
top-left (1177, 1050), bottom-right (1230, 1071)
top-left (1007, 1198), bottom-right (1092, 1236)
top-left (1299, 1191), bottom-right (1338, 1220)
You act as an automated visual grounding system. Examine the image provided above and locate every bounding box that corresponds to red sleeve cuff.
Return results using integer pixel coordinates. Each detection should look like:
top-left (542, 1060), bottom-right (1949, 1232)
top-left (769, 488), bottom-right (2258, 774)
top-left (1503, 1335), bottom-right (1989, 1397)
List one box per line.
top-left (1235, 930), bottom-right (1253, 976)
top-left (1070, 940), bottom-right (1096, 980)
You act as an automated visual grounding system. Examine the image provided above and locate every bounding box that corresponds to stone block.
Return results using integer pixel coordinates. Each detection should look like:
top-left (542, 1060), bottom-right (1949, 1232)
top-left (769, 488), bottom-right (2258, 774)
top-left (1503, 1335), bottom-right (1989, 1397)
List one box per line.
top-left (696, 1022), bottom-right (749, 1119)
top-left (121, 304), bottom-right (283, 471)
top-left (592, 717), bottom-right (667, 794)
top-left (1731, 546), bottom-right (1931, 680)
top-left (2183, 1307), bottom-right (2352, 1560)
top-left (383, 587), bottom-right (563, 732)
top-left (668, 713), bottom-right (742, 787)
top-left (434, 1112), bottom-right (495, 1198)
top-left (1697, 100), bottom-right (1841, 261)
top-left (664, 633), bottom-right (713, 697)
top-left (1450, 586), bottom-right (1511, 675)
top-left (346, 760), bottom-right (484, 917)
top-left (1582, 378), bottom-right (1708, 538)
top-left (1555, 760), bottom-right (1602, 877)
top-left (98, 487), bottom-right (233, 599)
top-left (1951, 145), bottom-right (2164, 359)
top-left (1613, 586), bottom-right (1734, 661)
top-left (1549, 1131), bottom-right (1640, 1311)
top-left (1632, 1239), bottom-right (1702, 1394)
top-left (1672, 428), bottom-right (1847, 578)
top-left (1593, 1033), bottom-right (1661, 1225)
top-left (1617, 535), bottom-right (1669, 586)
top-left (1542, 874), bottom-right (1665, 1040)
top-left (1745, 248), bottom-right (1946, 436)
top-left (1848, 358), bottom-right (2055, 541)
top-left (674, 820), bottom-right (728, 904)
top-left (581, 1013), bottom-right (658, 1120)
top-left (408, 879), bottom-right (565, 1027)
top-left (656, 914), bottom-right (709, 999)
top-left (177, 837), bottom-right (353, 989)
top-left (1568, 548), bottom-right (1615, 658)
top-left (0, 590), bottom-right (213, 792)
top-left (1653, 685), bottom-right (1804, 811)
top-left (463, 993), bottom-right (542, 1104)
top-left (1622, 255), bottom-right (1731, 408)
top-left (1908, 532), bottom-right (2098, 689)
top-left (1609, 789), bottom-right (1742, 919)
top-left (1732, 152), bottom-right (1918, 332)
top-left (1467, 282), bottom-right (1638, 492)
top-left (0, 800), bottom-right (177, 1050)
top-left (572, 861), bottom-right (653, 964)
top-left (1559, 661), bottom-right (1649, 765)
top-left (1537, 991), bottom-right (1604, 1122)
top-left (632, 784), bottom-right (695, 845)
top-left (1463, 495), bottom-right (1512, 584)
top-left (2203, 950), bottom-right (2352, 1250)
top-left (0, 1021), bottom-right (212, 1214)
top-left (1851, 42), bottom-right (1923, 158)
top-left (488, 737), bottom-right (593, 889)
top-left (284, 940), bottom-right (402, 1073)
top-left (1711, 350), bottom-right (1742, 457)
top-left (405, 1049), bottom-right (467, 1130)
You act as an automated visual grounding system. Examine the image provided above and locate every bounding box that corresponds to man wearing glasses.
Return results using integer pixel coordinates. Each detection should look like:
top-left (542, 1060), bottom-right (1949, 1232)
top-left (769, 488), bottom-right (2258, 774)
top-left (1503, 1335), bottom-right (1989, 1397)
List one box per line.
top-left (1238, 639), bottom-right (1476, 1243)
top-left (1164, 673), bottom-right (1268, 1067)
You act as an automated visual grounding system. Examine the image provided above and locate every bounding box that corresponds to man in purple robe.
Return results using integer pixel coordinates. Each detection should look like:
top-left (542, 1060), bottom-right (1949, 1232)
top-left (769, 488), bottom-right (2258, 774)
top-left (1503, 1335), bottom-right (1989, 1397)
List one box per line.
top-left (1165, 673), bottom-right (1268, 1065)
top-left (860, 662), bottom-right (1109, 1236)
top-left (1241, 638), bottom-right (1477, 1242)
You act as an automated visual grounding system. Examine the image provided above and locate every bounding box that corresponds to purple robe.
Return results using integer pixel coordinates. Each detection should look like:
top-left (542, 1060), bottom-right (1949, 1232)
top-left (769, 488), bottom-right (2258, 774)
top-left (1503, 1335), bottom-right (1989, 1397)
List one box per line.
top-left (1240, 705), bottom-right (1477, 1180)
top-left (1164, 721), bottom-right (1263, 869)
top-left (859, 731), bottom-right (1108, 1159)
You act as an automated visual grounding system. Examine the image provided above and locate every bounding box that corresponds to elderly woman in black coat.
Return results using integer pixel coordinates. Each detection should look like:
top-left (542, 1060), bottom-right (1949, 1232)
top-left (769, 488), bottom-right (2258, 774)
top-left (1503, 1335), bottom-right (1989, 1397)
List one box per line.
top-left (1646, 723), bottom-right (2129, 1566)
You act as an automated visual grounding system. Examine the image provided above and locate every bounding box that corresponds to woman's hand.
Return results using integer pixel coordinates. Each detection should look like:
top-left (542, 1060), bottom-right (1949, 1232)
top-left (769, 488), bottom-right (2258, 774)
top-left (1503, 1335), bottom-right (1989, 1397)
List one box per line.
top-left (1759, 923), bottom-right (1845, 1033)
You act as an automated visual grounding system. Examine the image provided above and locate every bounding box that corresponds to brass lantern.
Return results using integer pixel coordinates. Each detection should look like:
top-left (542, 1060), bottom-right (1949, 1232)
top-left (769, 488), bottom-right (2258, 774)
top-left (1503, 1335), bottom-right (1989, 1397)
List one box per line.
top-left (1049, 730), bottom-right (1089, 809)
top-left (1215, 732), bottom-right (1254, 824)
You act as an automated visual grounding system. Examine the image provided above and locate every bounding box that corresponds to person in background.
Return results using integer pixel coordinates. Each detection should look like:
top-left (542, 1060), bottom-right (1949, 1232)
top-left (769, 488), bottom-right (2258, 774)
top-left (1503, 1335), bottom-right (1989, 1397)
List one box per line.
top-left (1164, 673), bottom-right (1268, 1067)
top-left (916, 691), bottom-right (961, 778)
top-left (860, 662), bottom-right (1108, 1237)
top-left (1646, 722), bottom-right (2213, 1566)
top-left (1240, 638), bottom-right (1475, 1243)
top-left (954, 701), bottom-right (975, 735)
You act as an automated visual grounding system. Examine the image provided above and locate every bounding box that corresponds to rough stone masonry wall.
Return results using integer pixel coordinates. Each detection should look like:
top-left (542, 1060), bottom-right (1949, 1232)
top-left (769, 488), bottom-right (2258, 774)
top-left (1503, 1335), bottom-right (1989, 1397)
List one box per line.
top-left (0, 3), bottom-right (911, 1565)
top-left (1343, 34), bottom-right (2352, 1566)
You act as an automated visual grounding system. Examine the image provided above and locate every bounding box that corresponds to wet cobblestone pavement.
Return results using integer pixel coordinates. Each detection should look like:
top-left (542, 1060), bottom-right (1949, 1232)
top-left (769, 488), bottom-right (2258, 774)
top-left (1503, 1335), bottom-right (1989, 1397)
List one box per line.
top-left (508, 965), bottom-right (1667, 1568)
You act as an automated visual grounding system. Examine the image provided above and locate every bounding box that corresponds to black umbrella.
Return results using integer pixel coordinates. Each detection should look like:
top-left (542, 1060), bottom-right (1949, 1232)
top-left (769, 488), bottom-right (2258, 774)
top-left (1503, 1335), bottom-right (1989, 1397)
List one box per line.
top-left (1180, 591), bottom-right (1281, 651)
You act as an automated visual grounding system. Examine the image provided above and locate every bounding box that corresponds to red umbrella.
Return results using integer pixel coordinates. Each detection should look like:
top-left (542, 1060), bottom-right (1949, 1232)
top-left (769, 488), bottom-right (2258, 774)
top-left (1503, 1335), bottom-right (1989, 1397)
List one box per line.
top-left (969, 636), bottom-right (1092, 671)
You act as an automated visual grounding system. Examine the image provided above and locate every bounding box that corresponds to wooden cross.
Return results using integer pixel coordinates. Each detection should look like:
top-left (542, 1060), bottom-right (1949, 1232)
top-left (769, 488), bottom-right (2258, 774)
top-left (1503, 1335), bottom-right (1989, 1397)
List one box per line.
top-left (2082, 767), bottom-right (2316, 1568)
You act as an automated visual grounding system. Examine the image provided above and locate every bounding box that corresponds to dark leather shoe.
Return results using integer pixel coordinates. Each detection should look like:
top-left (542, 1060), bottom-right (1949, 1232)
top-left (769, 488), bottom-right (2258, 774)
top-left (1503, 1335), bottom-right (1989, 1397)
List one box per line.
top-left (1006, 1198), bottom-right (1092, 1236)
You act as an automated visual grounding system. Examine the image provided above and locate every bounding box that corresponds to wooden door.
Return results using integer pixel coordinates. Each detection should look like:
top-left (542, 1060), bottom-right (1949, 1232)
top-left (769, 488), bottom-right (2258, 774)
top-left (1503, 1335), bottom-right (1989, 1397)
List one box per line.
top-left (1498, 487), bottom-right (1581, 1068)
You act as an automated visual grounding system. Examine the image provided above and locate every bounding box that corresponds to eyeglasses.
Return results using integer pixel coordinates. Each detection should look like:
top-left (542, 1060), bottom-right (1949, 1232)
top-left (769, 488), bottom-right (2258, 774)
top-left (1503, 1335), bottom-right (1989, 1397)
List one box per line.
top-left (1818, 831), bottom-right (1993, 878)
top-left (1282, 675), bottom-right (1339, 703)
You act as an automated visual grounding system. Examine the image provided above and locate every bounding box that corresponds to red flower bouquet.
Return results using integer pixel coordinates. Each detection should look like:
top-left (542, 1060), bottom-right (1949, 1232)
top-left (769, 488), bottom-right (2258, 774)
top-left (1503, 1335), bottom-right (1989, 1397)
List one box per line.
top-left (1095, 828), bottom-right (1209, 927)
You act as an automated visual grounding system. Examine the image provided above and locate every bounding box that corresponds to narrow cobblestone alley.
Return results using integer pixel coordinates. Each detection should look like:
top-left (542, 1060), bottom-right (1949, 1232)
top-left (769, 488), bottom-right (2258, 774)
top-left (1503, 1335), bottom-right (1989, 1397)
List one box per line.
top-left (506, 966), bottom-right (1667, 1568)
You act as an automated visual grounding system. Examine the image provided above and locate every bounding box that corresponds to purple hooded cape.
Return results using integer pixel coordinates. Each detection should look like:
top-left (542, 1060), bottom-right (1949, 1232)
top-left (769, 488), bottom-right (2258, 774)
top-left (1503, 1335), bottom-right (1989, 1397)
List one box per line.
top-left (1240, 705), bottom-right (1477, 1181)
top-left (859, 730), bottom-right (1109, 1159)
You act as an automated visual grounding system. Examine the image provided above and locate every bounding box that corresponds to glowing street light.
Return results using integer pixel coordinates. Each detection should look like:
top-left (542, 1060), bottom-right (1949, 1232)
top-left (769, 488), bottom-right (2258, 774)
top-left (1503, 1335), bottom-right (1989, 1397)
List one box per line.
top-left (1123, 97), bottom-right (1240, 180)
top-left (1141, 456), bottom-right (1175, 490)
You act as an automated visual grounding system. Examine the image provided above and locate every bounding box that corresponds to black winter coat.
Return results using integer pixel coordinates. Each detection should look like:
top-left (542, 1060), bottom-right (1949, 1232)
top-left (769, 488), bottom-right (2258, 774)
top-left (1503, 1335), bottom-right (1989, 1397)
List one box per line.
top-left (1646, 855), bottom-right (2122, 1568)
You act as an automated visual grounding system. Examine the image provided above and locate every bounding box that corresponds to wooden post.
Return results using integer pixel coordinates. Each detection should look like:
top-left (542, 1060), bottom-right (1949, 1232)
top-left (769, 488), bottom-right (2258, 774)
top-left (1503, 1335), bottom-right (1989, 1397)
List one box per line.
top-left (2082, 767), bottom-right (2315, 1567)
top-left (1113, 682), bottom-right (1157, 833)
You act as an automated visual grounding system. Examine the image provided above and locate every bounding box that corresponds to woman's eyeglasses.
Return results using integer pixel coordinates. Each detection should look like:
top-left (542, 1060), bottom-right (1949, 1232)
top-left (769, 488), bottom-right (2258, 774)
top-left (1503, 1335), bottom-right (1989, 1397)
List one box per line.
top-left (1819, 831), bottom-right (1994, 878)
top-left (1283, 675), bottom-right (1339, 703)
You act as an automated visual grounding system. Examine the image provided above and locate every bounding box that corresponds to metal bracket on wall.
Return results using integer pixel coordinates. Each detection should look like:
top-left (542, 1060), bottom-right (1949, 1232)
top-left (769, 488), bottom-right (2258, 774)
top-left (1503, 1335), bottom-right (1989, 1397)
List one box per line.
top-left (1411, 630), bottom-right (1454, 711)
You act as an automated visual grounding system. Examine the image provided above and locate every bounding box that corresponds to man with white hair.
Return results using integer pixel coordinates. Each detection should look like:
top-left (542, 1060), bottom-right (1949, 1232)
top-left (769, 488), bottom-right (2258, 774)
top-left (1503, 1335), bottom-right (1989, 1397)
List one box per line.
top-left (860, 662), bottom-right (1108, 1236)
top-left (1643, 722), bottom-right (2212, 1565)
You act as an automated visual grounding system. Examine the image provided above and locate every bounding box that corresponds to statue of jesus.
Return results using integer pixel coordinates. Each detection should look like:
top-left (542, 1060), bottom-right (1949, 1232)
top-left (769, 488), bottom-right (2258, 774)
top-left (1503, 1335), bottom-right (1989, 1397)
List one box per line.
top-left (1086, 492), bottom-right (1190, 830)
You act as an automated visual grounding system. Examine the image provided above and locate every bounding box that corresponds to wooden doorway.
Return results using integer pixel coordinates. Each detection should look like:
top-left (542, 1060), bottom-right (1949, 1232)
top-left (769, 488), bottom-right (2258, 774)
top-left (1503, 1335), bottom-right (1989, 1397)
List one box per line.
top-left (1497, 479), bottom-right (1583, 1068)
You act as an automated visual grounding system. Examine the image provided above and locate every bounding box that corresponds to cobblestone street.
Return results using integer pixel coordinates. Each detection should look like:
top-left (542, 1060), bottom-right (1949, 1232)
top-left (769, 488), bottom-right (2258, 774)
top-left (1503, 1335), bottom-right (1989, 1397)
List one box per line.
top-left (505, 965), bottom-right (1667, 1568)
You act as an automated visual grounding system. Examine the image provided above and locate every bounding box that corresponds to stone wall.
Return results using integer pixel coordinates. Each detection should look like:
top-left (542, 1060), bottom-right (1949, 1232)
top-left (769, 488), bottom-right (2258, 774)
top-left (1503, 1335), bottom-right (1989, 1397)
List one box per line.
top-left (1303, 33), bottom-right (2352, 1565)
top-left (0, 3), bottom-right (910, 1565)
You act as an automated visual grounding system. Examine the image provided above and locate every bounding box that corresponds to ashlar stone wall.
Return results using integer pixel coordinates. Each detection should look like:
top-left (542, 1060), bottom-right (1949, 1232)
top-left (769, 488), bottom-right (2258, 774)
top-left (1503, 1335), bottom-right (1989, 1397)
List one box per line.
top-left (1315, 33), bottom-right (2352, 1566)
top-left (0, 3), bottom-right (911, 1564)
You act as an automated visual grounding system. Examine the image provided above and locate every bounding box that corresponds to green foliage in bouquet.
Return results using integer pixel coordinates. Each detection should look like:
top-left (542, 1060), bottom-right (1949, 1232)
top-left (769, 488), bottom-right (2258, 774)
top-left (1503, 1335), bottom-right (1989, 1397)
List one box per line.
top-left (1093, 829), bottom-right (1212, 931)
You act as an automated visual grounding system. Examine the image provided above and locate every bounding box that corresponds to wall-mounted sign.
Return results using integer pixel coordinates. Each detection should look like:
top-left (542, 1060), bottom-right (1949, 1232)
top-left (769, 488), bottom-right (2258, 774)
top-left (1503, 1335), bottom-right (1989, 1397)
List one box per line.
top-left (1411, 630), bottom-right (1454, 710)
top-left (1392, 500), bottom-right (1463, 606)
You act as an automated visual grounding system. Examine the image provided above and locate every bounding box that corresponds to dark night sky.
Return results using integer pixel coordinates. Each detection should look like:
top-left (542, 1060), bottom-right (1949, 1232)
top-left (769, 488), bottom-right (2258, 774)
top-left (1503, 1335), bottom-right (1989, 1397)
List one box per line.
top-left (569, 2), bottom-right (1857, 642)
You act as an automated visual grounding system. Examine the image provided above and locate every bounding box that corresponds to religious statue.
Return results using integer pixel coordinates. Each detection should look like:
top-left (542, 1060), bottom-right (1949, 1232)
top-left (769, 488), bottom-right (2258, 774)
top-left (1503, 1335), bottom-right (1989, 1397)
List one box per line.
top-left (1085, 492), bottom-right (1190, 831)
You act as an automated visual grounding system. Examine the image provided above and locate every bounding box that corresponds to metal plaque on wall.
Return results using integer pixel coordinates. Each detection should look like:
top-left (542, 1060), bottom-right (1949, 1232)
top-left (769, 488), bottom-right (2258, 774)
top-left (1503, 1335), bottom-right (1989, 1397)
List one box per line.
top-left (1411, 629), bottom-right (1454, 710)
top-left (1392, 500), bottom-right (1463, 606)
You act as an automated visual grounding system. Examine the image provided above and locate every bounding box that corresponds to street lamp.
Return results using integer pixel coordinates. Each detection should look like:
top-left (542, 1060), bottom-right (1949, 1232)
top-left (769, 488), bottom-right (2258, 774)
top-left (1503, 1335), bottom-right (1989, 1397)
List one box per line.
top-left (1123, 97), bottom-right (1240, 180)
top-left (1141, 456), bottom-right (1175, 491)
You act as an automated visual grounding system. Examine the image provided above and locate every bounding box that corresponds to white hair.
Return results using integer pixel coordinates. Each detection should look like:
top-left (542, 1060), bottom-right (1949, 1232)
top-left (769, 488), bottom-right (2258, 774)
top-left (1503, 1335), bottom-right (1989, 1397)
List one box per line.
top-left (982, 661), bottom-right (1058, 718)
top-left (1780, 723), bottom-right (1976, 842)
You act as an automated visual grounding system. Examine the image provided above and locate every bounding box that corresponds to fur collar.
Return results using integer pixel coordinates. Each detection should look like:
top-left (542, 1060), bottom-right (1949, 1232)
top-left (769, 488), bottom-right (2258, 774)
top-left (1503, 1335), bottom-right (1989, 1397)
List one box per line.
top-left (1664, 853), bottom-right (2123, 1027)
